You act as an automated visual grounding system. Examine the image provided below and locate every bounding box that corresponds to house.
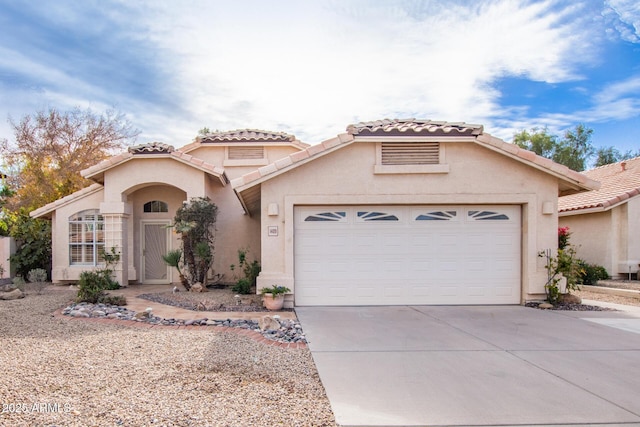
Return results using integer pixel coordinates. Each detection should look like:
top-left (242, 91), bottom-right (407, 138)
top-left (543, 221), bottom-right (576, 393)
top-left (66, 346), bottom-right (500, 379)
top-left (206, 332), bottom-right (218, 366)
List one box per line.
top-left (559, 157), bottom-right (640, 279)
top-left (31, 119), bottom-right (598, 306)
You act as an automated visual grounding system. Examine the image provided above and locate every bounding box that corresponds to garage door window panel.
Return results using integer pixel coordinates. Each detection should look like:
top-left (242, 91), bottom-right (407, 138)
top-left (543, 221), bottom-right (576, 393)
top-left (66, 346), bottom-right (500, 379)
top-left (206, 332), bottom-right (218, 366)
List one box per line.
top-left (357, 211), bottom-right (399, 221)
top-left (304, 211), bottom-right (346, 222)
top-left (468, 210), bottom-right (510, 221)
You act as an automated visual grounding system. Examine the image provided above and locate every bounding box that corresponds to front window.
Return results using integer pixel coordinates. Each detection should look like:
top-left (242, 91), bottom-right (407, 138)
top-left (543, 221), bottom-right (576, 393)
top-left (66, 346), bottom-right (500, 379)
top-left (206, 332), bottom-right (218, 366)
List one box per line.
top-left (69, 210), bottom-right (104, 265)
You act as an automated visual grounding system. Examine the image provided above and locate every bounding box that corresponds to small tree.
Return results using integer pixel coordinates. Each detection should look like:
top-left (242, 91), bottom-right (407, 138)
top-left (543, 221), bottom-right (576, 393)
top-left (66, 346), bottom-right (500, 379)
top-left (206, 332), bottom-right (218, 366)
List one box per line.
top-left (1, 107), bottom-right (138, 211)
top-left (169, 197), bottom-right (218, 289)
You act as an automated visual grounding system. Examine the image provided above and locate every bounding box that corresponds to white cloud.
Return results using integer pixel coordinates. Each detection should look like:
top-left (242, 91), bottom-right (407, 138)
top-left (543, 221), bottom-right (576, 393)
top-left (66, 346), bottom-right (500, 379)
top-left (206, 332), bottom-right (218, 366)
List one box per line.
top-left (0, 0), bottom-right (627, 150)
top-left (124, 0), bottom-right (600, 144)
top-left (605, 0), bottom-right (640, 43)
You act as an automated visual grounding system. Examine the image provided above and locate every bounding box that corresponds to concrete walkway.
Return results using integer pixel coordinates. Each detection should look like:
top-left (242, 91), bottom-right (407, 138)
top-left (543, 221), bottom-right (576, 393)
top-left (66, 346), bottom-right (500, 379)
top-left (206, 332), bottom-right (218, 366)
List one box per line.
top-left (296, 303), bottom-right (640, 427)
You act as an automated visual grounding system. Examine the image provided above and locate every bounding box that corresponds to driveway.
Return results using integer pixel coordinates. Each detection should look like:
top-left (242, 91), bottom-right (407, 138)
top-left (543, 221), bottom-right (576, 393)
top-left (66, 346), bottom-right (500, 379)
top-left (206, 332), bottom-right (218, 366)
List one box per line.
top-left (296, 305), bottom-right (640, 427)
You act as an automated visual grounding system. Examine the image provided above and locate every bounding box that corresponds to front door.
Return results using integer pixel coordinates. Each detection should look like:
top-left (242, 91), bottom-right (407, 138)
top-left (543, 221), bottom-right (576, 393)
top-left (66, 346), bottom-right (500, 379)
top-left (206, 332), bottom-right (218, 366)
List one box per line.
top-left (142, 221), bottom-right (171, 284)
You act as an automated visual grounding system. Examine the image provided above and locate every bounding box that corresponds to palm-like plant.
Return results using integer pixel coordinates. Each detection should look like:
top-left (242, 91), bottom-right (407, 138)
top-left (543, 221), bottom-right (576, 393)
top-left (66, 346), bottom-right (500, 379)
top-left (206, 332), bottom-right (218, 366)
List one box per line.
top-left (162, 249), bottom-right (190, 291)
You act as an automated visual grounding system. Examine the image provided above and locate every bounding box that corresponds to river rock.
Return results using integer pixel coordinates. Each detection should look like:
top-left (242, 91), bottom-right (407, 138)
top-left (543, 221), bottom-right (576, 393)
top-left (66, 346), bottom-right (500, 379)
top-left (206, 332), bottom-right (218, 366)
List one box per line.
top-left (0, 288), bottom-right (25, 300)
top-left (0, 283), bottom-right (17, 292)
top-left (190, 283), bottom-right (204, 293)
top-left (258, 315), bottom-right (281, 331)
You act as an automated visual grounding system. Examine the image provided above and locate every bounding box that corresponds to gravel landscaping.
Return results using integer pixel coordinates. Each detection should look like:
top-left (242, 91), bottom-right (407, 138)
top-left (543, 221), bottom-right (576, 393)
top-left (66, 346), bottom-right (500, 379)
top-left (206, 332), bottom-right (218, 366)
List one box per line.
top-left (0, 287), bottom-right (336, 427)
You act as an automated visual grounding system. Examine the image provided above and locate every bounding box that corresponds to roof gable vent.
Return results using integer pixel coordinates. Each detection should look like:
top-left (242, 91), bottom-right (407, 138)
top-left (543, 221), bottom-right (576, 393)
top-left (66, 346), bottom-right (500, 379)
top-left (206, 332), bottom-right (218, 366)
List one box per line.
top-left (381, 141), bottom-right (439, 165)
top-left (228, 146), bottom-right (264, 160)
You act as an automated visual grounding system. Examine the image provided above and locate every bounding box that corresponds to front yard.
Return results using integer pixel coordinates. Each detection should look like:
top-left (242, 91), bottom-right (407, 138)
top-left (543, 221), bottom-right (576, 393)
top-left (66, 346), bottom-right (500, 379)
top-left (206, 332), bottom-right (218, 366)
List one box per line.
top-left (0, 287), bottom-right (336, 427)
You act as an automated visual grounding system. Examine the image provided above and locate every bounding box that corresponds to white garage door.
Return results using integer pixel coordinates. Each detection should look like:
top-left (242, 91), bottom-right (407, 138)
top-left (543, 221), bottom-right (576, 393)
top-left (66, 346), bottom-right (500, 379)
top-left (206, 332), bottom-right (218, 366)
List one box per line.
top-left (294, 205), bottom-right (521, 306)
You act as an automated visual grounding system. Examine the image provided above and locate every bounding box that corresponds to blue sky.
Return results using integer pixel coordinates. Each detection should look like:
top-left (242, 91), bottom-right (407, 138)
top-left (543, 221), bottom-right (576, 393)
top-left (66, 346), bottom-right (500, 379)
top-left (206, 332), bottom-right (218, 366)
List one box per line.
top-left (1, 0), bottom-right (639, 163)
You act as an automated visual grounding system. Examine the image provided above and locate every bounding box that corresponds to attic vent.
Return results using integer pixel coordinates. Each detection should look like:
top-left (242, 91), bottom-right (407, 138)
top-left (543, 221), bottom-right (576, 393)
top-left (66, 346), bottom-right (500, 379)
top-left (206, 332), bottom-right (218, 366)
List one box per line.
top-left (381, 142), bottom-right (440, 165)
top-left (228, 146), bottom-right (264, 160)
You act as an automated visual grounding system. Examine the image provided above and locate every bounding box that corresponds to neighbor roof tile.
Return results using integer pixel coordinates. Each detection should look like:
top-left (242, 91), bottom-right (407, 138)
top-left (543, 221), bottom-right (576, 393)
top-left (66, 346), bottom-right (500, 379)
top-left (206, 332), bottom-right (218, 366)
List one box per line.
top-left (559, 157), bottom-right (640, 213)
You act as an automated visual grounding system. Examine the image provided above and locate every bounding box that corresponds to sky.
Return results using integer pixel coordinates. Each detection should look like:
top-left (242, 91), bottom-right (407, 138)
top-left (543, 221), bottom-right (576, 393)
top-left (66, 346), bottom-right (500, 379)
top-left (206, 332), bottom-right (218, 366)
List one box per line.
top-left (1, 0), bottom-right (639, 162)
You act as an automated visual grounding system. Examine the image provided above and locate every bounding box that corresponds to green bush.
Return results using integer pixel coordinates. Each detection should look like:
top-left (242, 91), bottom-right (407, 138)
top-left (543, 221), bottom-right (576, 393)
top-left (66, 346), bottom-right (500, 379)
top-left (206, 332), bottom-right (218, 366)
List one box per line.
top-left (232, 278), bottom-right (252, 295)
top-left (76, 271), bottom-right (111, 303)
top-left (76, 271), bottom-right (105, 303)
top-left (230, 248), bottom-right (261, 295)
top-left (578, 260), bottom-right (609, 285)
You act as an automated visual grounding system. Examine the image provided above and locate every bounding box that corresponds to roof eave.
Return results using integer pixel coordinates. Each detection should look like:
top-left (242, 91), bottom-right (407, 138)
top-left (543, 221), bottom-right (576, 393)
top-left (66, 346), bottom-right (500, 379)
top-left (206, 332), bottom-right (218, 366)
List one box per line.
top-left (473, 136), bottom-right (600, 194)
top-left (232, 134), bottom-right (357, 213)
top-left (30, 184), bottom-right (104, 219)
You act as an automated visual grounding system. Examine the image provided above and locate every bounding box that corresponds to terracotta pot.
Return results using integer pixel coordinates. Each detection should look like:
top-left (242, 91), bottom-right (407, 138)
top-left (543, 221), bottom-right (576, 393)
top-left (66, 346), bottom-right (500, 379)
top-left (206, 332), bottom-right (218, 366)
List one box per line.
top-left (263, 293), bottom-right (285, 311)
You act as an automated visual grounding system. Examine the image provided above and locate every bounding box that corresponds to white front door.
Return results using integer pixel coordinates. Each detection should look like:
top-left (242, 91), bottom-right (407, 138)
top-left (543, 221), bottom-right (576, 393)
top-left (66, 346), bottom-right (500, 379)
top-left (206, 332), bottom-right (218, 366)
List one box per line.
top-left (294, 205), bottom-right (521, 306)
top-left (142, 221), bottom-right (171, 284)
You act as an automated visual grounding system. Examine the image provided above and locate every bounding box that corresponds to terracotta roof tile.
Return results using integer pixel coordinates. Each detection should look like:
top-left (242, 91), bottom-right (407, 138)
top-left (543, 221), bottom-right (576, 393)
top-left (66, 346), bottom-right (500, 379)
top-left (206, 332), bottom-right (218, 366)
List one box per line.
top-left (559, 157), bottom-right (640, 213)
top-left (348, 118), bottom-right (484, 136)
top-left (200, 129), bottom-right (297, 142)
top-left (180, 128), bottom-right (309, 154)
top-left (128, 142), bottom-right (174, 154)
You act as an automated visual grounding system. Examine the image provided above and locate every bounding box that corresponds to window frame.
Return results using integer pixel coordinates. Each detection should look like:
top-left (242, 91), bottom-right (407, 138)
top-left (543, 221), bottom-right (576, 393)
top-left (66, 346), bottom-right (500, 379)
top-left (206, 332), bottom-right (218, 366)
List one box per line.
top-left (69, 210), bottom-right (105, 266)
top-left (143, 200), bottom-right (169, 213)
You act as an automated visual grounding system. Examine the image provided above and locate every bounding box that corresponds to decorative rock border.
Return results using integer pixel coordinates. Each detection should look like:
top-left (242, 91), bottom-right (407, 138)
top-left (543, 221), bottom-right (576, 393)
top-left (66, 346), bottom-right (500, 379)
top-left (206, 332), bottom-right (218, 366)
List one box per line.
top-left (54, 302), bottom-right (307, 349)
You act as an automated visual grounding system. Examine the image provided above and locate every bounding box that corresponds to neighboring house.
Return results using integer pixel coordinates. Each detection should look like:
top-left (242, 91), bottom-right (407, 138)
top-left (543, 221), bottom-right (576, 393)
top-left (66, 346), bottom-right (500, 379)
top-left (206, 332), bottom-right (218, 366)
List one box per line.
top-left (32, 119), bottom-right (598, 306)
top-left (559, 157), bottom-right (640, 279)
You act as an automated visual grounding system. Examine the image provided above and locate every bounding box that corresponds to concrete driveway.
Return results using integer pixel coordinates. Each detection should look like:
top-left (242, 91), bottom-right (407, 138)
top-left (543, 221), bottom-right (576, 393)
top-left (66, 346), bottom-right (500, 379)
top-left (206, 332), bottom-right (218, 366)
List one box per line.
top-left (296, 304), bottom-right (640, 427)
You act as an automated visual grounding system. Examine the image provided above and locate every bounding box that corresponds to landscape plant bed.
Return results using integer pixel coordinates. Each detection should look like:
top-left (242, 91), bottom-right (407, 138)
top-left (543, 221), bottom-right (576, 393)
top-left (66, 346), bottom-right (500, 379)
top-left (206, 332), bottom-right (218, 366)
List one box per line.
top-left (137, 287), bottom-right (294, 312)
top-left (591, 280), bottom-right (640, 291)
top-left (525, 301), bottom-right (616, 311)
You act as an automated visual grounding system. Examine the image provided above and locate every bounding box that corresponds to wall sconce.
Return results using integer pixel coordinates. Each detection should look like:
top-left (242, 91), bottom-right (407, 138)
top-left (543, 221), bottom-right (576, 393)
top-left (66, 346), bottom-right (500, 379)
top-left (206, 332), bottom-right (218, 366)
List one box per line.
top-left (268, 203), bottom-right (279, 216)
top-left (542, 201), bottom-right (554, 215)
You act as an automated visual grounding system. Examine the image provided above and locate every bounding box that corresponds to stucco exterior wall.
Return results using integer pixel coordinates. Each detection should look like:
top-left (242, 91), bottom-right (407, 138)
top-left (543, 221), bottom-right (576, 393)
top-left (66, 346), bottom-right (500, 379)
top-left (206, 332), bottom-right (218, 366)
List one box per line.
top-left (50, 188), bottom-right (105, 283)
top-left (206, 182), bottom-right (261, 284)
top-left (257, 140), bottom-right (560, 304)
top-left (560, 197), bottom-right (640, 278)
top-left (559, 211), bottom-right (613, 273)
top-left (188, 145), bottom-right (302, 174)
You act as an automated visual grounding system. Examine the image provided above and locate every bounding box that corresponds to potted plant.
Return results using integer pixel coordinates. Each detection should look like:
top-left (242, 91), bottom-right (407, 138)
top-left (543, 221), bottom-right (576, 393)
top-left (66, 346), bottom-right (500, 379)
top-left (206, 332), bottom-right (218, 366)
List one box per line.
top-left (260, 285), bottom-right (291, 310)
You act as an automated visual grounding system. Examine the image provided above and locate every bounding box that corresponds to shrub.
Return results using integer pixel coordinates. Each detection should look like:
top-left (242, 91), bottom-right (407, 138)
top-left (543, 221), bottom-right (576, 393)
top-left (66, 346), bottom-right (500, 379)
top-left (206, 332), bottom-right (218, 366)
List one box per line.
top-left (76, 271), bottom-right (111, 303)
top-left (578, 261), bottom-right (609, 285)
top-left (27, 268), bottom-right (47, 283)
top-left (12, 275), bottom-right (26, 289)
top-left (230, 248), bottom-right (261, 295)
top-left (27, 268), bottom-right (48, 294)
top-left (232, 278), bottom-right (252, 295)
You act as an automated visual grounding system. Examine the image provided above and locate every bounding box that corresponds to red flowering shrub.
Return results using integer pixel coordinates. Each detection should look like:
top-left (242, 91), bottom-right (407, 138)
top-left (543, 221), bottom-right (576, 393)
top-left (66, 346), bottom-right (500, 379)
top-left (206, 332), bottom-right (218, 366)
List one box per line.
top-left (558, 226), bottom-right (571, 250)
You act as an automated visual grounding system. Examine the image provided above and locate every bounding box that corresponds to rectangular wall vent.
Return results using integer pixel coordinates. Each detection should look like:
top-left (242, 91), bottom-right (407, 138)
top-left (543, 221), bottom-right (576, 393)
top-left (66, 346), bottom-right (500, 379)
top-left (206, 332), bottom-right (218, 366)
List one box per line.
top-left (381, 142), bottom-right (439, 165)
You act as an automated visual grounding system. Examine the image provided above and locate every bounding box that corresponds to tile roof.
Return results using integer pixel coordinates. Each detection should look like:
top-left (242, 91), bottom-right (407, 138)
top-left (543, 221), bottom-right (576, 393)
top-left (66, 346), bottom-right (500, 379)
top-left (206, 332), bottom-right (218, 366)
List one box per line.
top-left (30, 183), bottom-right (103, 219)
top-left (231, 119), bottom-right (600, 214)
top-left (199, 129), bottom-right (297, 142)
top-left (180, 129), bottom-right (309, 154)
top-left (559, 157), bottom-right (640, 214)
top-left (128, 142), bottom-right (174, 154)
top-left (348, 118), bottom-right (484, 136)
top-left (81, 146), bottom-right (228, 185)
